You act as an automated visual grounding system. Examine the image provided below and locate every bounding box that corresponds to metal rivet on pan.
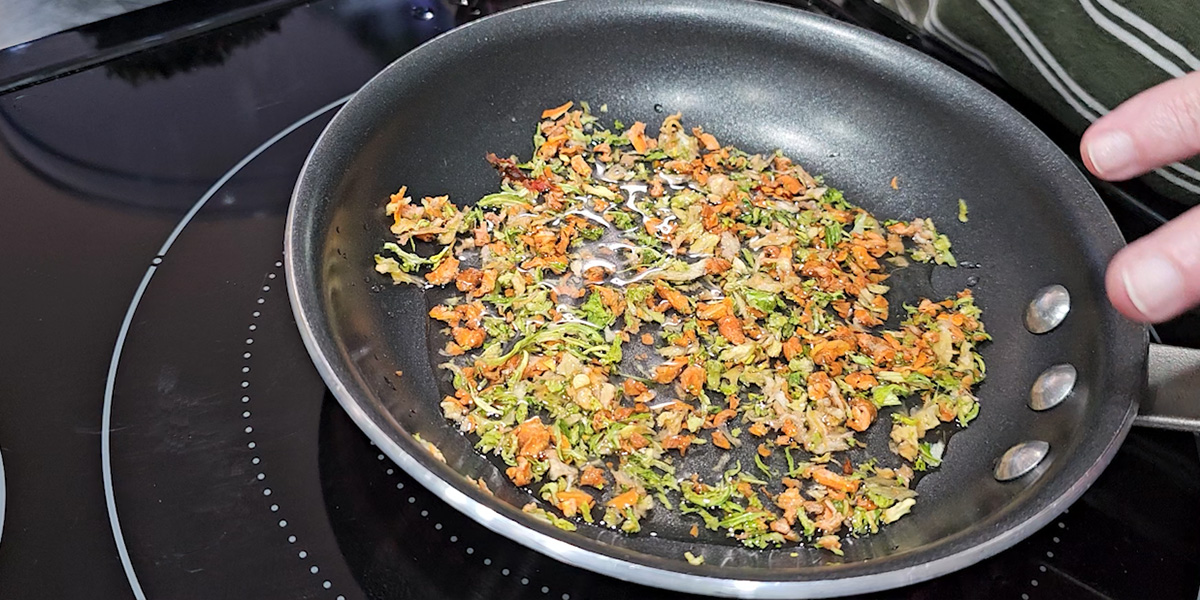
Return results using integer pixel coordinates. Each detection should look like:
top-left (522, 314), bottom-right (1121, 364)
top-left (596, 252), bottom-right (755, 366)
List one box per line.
top-left (1025, 285), bottom-right (1070, 333)
top-left (994, 441), bottom-right (1050, 482)
top-left (1029, 364), bottom-right (1077, 411)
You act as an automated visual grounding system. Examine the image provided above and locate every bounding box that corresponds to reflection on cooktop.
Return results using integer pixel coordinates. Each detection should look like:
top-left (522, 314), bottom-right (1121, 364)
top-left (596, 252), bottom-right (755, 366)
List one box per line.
top-left (2, 0), bottom-right (173, 50)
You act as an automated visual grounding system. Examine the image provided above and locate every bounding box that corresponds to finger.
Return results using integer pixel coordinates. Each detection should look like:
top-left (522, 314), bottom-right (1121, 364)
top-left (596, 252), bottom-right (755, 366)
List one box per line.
top-left (1081, 70), bottom-right (1200, 181)
top-left (1106, 204), bottom-right (1200, 323)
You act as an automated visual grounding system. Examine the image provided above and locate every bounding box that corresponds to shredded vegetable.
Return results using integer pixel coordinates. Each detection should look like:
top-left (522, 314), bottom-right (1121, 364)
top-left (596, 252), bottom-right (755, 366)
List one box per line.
top-left (374, 102), bottom-right (989, 554)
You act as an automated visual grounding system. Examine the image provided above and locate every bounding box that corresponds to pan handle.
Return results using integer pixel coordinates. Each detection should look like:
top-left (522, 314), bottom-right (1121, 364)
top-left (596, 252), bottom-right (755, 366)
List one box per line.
top-left (1136, 344), bottom-right (1200, 432)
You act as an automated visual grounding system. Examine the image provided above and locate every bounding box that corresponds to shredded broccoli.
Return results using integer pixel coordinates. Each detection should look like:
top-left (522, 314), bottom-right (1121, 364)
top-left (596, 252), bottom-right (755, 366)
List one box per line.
top-left (373, 101), bottom-right (988, 557)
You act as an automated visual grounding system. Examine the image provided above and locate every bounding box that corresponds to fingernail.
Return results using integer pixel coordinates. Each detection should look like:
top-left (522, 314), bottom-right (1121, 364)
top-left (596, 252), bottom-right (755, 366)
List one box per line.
top-left (1086, 130), bottom-right (1136, 178)
top-left (1122, 254), bottom-right (1185, 322)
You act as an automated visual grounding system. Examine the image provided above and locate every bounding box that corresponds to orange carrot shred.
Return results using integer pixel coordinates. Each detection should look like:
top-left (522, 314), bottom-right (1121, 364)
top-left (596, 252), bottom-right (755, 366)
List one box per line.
top-left (628, 121), bottom-right (649, 153)
top-left (570, 154), bottom-right (593, 177)
top-left (608, 489), bottom-right (640, 510)
top-left (541, 101), bottom-right (573, 120)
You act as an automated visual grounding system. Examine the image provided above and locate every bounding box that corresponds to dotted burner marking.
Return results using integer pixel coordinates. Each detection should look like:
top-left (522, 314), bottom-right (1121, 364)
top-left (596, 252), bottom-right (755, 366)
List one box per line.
top-left (101, 94), bottom-right (353, 600)
top-left (366, 442), bottom-right (572, 599)
top-left (242, 258), bottom-right (336, 596)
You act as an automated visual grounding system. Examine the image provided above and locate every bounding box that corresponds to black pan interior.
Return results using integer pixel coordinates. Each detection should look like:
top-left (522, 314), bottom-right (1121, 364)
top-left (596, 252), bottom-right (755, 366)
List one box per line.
top-left (288, 0), bottom-right (1144, 584)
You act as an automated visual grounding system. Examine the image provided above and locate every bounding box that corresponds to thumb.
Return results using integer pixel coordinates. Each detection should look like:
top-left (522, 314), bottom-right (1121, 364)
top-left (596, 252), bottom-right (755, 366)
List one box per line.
top-left (1107, 204), bottom-right (1200, 323)
top-left (1081, 70), bottom-right (1200, 181)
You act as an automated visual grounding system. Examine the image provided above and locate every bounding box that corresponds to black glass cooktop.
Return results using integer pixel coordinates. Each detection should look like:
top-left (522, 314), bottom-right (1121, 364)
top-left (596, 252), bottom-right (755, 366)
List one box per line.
top-left (1, 1), bottom-right (1198, 599)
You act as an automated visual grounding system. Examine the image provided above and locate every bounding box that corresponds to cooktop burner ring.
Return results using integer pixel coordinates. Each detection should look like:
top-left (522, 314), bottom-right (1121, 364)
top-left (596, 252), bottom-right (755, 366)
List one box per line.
top-left (360, 435), bottom-right (577, 599)
top-left (243, 258), bottom-right (344, 594)
top-left (100, 94), bottom-right (353, 599)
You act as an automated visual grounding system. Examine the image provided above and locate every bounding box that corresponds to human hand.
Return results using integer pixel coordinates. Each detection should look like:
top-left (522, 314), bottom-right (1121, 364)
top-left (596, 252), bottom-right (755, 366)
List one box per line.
top-left (1081, 71), bottom-right (1200, 324)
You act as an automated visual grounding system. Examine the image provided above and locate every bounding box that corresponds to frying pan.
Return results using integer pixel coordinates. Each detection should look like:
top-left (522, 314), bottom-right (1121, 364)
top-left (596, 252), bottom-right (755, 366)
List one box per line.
top-left (284, 0), bottom-right (1200, 596)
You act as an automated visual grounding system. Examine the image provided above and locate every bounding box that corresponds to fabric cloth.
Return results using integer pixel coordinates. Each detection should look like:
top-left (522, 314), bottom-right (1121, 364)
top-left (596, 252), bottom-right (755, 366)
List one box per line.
top-left (886, 0), bottom-right (1200, 205)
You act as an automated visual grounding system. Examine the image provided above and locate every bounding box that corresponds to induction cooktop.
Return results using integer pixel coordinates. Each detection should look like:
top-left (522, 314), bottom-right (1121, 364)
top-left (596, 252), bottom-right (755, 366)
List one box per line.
top-left (1, 1), bottom-right (1197, 599)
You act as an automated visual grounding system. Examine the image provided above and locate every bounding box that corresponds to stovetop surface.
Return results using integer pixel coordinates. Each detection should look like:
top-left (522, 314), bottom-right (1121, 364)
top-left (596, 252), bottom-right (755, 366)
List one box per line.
top-left (1, 1), bottom-right (1198, 599)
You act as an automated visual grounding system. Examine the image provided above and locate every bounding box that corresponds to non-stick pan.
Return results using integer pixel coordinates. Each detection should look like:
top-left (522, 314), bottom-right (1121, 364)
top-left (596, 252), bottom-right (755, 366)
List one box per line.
top-left (284, 0), bottom-right (1200, 597)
